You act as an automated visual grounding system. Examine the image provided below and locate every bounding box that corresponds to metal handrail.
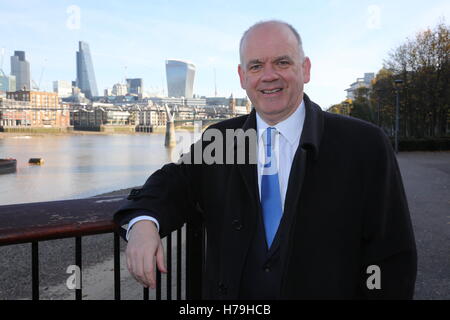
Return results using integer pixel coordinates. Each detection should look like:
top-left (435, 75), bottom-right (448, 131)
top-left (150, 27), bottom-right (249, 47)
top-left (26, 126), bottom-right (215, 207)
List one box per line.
top-left (0, 195), bottom-right (203, 300)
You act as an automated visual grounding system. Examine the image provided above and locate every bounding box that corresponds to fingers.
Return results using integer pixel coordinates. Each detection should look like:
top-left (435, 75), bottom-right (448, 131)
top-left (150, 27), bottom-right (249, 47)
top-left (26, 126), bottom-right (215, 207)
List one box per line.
top-left (156, 241), bottom-right (168, 274)
top-left (126, 246), bottom-right (151, 288)
top-left (143, 249), bottom-right (156, 289)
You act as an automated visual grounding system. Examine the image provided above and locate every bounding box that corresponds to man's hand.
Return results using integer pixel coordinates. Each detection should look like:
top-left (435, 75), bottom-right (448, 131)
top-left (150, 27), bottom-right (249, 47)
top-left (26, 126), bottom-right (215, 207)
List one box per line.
top-left (126, 220), bottom-right (167, 288)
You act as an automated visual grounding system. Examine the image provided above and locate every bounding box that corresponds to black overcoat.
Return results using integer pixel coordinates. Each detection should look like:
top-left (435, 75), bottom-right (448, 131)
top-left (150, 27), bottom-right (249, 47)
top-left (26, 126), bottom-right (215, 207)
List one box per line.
top-left (114, 94), bottom-right (417, 299)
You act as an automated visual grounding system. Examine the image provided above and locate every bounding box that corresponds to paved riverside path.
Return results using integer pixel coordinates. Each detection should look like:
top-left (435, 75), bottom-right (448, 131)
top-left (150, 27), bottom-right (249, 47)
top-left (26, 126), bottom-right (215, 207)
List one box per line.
top-left (396, 152), bottom-right (450, 299)
top-left (0, 151), bottom-right (448, 299)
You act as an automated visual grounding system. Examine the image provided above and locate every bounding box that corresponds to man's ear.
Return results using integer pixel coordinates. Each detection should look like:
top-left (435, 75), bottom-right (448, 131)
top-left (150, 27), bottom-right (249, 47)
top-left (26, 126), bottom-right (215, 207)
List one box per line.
top-left (238, 64), bottom-right (246, 89)
top-left (302, 57), bottom-right (311, 84)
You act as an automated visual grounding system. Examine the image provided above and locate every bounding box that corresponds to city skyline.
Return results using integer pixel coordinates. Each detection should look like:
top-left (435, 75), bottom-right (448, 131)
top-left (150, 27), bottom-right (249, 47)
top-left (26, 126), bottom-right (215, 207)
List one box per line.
top-left (0, 0), bottom-right (448, 108)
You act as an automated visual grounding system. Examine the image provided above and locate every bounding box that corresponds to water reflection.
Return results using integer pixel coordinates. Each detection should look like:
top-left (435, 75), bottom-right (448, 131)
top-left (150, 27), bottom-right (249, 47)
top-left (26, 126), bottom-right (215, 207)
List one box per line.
top-left (0, 132), bottom-right (194, 206)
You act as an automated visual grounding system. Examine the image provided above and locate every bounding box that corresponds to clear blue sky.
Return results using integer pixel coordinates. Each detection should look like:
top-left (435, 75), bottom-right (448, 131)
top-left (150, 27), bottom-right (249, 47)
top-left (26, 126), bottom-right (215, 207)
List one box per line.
top-left (1, 0), bottom-right (448, 109)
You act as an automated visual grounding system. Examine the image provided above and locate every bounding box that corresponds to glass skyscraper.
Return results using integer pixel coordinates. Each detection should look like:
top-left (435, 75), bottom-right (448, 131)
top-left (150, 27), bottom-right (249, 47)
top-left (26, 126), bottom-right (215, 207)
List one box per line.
top-left (76, 41), bottom-right (98, 99)
top-left (10, 51), bottom-right (30, 91)
top-left (126, 78), bottom-right (143, 95)
top-left (165, 60), bottom-right (195, 98)
top-left (0, 69), bottom-right (16, 93)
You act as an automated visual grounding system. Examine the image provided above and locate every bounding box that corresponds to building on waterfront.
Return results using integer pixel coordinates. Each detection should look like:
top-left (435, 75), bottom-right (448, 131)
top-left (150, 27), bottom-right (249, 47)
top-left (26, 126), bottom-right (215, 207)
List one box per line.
top-left (5, 90), bottom-right (70, 127)
top-left (135, 109), bottom-right (167, 128)
top-left (76, 41), bottom-right (98, 99)
top-left (0, 69), bottom-right (16, 94)
top-left (165, 60), bottom-right (195, 98)
top-left (345, 73), bottom-right (374, 99)
top-left (126, 78), bottom-right (143, 95)
top-left (72, 106), bottom-right (133, 128)
top-left (10, 51), bottom-right (30, 91)
top-left (0, 97), bottom-right (31, 126)
top-left (53, 80), bottom-right (72, 98)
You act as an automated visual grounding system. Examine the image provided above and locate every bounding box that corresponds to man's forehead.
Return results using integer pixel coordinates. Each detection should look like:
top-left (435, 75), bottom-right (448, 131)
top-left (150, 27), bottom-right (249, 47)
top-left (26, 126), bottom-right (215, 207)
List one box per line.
top-left (243, 22), bottom-right (297, 46)
top-left (241, 35), bottom-right (300, 65)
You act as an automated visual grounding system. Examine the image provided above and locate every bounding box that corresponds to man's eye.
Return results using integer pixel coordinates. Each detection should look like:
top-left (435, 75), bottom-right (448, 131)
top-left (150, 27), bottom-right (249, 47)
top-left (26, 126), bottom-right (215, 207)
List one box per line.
top-left (278, 60), bottom-right (290, 66)
top-left (249, 65), bottom-right (261, 71)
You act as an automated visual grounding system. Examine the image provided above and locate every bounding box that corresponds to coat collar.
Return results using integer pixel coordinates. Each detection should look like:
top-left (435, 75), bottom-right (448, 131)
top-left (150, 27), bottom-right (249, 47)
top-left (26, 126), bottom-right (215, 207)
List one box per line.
top-left (300, 93), bottom-right (324, 161)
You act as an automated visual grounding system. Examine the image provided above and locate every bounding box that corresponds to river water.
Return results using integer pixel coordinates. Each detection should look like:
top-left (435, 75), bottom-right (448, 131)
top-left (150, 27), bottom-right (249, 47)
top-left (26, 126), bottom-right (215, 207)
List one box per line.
top-left (0, 132), bottom-right (193, 206)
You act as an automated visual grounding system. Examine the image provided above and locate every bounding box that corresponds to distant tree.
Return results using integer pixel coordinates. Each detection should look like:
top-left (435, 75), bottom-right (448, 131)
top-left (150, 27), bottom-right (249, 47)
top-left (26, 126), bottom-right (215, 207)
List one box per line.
top-left (350, 87), bottom-right (375, 123)
top-left (382, 20), bottom-right (449, 138)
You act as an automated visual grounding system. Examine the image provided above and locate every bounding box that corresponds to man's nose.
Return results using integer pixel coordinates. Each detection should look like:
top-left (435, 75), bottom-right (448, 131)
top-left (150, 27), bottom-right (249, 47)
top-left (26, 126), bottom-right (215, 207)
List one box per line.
top-left (260, 65), bottom-right (279, 82)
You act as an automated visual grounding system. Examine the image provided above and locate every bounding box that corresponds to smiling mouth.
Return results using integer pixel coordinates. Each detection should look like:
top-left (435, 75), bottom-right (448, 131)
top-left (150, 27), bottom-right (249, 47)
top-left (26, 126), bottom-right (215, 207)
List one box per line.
top-left (260, 88), bottom-right (283, 94)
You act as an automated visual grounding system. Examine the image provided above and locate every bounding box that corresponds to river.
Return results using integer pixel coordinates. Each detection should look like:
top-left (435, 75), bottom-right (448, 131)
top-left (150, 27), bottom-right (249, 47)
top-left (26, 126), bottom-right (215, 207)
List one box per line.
top-left (0, 132), bottom-right (194, 206)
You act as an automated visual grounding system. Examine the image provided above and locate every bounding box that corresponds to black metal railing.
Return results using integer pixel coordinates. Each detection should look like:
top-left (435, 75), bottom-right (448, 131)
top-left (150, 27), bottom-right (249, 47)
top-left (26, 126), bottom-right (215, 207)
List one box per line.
top-left (0, 195), bottom-right (204, 300)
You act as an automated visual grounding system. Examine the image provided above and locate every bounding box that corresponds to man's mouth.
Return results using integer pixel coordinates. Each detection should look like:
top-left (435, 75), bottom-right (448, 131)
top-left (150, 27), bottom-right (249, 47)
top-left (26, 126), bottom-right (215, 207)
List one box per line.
top-left (260, 88), bottom-right (283, 94)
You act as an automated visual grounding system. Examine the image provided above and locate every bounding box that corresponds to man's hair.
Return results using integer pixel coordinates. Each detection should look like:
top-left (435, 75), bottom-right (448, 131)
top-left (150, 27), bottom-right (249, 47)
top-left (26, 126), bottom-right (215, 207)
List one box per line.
top-left (239, 20), bottom-right (306, 66)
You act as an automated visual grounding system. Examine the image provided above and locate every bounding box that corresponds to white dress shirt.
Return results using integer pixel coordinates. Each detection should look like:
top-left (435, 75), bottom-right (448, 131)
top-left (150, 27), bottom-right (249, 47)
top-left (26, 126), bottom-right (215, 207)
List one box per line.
top-left (126, 100), bottom-right (306, 240)
top-left (256, 100), bottom-right (305, 210)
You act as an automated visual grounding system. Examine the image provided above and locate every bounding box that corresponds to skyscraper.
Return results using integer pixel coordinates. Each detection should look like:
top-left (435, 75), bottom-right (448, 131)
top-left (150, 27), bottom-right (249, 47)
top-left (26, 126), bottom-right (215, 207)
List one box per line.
top-left (10, 51), bottom-right (30, 91)
top-left (0, 69), bottom-right (16, 93)
top-left (76, 41), bottom-right (98, 99)
top-left (126, 78), bottom-right (143, 95)
top-left (165, 60), bottom-right (195, 98)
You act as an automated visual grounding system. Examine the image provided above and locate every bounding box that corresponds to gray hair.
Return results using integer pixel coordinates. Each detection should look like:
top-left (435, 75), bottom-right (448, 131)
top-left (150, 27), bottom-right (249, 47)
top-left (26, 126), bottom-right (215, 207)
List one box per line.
top-left (239, 20), bottom-right (306, 66)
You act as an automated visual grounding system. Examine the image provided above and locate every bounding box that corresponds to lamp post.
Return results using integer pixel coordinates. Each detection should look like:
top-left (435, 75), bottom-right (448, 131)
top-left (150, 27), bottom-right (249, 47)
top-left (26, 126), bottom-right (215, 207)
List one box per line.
top-left (342, 101), bottom-right (350, 116)
top-left (394, 79), bottom-right (403, 154)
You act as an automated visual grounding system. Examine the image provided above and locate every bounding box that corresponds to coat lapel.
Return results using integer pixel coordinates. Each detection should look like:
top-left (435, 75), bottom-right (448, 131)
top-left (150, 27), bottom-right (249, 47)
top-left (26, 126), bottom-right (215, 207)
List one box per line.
top-left (279, 93), bottom-right (325, 296)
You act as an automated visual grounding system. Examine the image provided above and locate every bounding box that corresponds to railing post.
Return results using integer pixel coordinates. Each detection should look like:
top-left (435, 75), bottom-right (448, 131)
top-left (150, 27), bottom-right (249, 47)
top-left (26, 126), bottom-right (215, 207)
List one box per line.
top-left (177, 228), bottom-right (182, 300)
top-left (114, 232), bottom-right (121, 300)
top-left (31, 241), bottom-right (39, 300)
top-left (75, 236), bottom-right (82, 300)
top-left (166, 234), bottom-right (172, 300)
top-left (186, 216), bottom-right (204, 299)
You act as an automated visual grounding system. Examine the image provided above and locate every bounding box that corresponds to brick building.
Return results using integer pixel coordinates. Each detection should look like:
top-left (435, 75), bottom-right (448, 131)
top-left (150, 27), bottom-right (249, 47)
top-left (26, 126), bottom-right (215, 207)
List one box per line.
top-left (4, 91), bottom-right (70, 128)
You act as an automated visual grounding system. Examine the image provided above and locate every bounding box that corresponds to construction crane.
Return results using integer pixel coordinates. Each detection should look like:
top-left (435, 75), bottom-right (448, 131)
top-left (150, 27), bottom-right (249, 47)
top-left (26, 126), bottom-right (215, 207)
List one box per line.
top-left (32, 59), bottom-right (46, 91)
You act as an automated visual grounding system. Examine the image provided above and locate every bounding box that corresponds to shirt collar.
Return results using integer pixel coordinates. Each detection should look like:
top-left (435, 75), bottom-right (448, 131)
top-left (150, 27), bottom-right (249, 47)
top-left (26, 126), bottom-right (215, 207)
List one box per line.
top-left (256, 100), bottom-right (305, 146)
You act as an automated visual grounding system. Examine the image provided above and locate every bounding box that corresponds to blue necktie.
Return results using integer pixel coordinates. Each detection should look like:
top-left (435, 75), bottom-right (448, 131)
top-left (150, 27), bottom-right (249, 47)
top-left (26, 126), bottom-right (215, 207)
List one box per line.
top-left (261, 127), bottom-right (283, 248)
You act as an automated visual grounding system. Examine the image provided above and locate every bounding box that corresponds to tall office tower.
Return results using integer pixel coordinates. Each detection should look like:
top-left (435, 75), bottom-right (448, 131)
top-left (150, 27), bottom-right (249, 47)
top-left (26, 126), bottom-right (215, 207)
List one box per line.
top-left (126, 78), bottom-right (143, 95)
top-left (165, 60), bottom-right (195, 98)
top-left (10, 51), bottom-right (30, 91)
top-left (76, 41), bottom-right (98, 99)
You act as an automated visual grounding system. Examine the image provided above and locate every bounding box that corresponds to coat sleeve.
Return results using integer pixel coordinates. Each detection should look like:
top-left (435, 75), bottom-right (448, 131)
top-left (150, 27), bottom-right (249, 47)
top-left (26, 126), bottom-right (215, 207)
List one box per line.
top-left (113, 140), bottom-right (203, 239)
top-left (359, 130), bottom-right (417, 299)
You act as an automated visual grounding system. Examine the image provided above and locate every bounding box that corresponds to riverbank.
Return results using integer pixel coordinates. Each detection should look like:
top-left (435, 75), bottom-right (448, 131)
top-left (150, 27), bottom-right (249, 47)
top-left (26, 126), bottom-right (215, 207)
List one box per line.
top-left (0, 126), bottom-right (198, 139)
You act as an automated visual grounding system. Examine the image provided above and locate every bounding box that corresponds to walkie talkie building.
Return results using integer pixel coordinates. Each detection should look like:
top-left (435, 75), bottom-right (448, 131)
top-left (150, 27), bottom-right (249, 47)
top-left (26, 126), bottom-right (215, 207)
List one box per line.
top-left (165, 60), bottom-right (195, 98)
top-left (76, 41), bottom-right (98, 99)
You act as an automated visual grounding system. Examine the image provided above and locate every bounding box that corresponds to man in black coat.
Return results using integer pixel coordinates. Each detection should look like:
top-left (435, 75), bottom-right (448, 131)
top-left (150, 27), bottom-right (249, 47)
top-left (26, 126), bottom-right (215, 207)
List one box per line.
top-left (114, 20), bottom-right (417, 299)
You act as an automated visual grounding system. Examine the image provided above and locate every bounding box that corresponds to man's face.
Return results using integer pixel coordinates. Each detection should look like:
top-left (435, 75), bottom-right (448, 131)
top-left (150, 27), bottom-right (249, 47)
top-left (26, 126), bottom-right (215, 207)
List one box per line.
top-left (238, 23), bottom-right (311, 125)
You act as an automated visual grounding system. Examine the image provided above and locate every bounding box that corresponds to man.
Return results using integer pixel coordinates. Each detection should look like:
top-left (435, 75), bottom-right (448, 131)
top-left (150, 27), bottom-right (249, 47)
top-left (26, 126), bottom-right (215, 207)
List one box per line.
top-left (114, 20), bottom-right (417, 299)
